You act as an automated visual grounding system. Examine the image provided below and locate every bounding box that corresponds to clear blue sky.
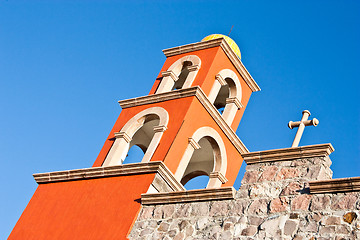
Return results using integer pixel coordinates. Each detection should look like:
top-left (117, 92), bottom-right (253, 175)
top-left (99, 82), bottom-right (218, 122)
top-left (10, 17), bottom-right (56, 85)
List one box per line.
top-left (1, 1), bottom-right (359, 238)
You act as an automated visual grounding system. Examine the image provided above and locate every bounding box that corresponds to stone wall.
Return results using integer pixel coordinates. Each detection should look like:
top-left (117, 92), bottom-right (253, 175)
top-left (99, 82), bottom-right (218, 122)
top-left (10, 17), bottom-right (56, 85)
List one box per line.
top-left (129, 151), bottom-right (360, 239)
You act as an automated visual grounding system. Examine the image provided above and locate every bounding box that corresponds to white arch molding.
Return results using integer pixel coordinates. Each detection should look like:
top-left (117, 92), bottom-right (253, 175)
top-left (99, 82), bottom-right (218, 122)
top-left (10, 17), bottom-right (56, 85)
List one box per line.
top-left (208, 69), bottom-right (243, 125)
top-left (174, 126), bottom-right (228, 188)
top-left (102, 107), bottom-right (169, 166)
top-left (156, 55), bottom-right (201, 93)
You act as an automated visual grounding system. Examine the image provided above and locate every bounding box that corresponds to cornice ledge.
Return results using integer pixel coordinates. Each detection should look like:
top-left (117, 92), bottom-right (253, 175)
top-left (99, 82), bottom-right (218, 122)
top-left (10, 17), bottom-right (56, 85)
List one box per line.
top-left (163, 38), bottom-right (224, 57)
top-left (118, 87), bottom-right (199, 109)
top-left (242, 143), bottom-right (334, 165)
top-left (309, 177), bottom-right (360, 194)
top-left (162, 38), bottom-right (261, 92)
top-left (141, 186), bottom-right (235, 205)
top-left (33, 161), bottom-right (184, 191)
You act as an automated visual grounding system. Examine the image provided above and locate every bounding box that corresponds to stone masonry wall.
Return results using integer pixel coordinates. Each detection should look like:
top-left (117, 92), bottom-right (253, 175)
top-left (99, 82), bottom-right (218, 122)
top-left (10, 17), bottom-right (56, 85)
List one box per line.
top-left (129, 156), bottom-right (360, 239)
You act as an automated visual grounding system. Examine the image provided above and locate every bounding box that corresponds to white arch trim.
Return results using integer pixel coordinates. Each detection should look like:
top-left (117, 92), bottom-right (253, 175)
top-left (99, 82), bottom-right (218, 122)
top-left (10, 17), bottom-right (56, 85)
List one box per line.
top-left (209, 69), bottom-right (242, 103)
top-left (174, 126), bottom-right (227, 188)
top-left (156, 55), bottom-right (202, 93)
top-left (218, 69), bottom-right (242, 101)
top-left (208, 69), bottom-right (243, 125)
top-left (102, 107), bottom-right (169, 166)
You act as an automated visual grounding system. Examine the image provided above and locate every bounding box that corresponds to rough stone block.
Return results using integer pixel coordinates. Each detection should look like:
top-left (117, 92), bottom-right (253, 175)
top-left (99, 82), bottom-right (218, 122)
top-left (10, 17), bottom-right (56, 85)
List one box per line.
top-left (248, 199), bottom-right (268, 215)
top-left (229, 200), bottom-right (247, 215)
top-left (173, 204), bottom-right (191, 218)
top-left (209, 201), bottom-right (229, 217)
top-left (158, 222), bottom-right (170, 232)
top-left (306, 165), bottom-right (331, 181)
top-left (259, 166), bottom-right (278, 181)
top-left (298, 220), bottom-right (318, 233)
top-left (270, 197), bottom-right (288, 213)
top-left (324, 216), bottom-right (342, 225)
top-left (219, 230), bottom-right (233, 239)
top-left (139, 206), bottom-right (154, 220)
top-left (336, 224), bottom-right (351, 235)
top-left (259, 215), bottom-right (286, 238)
top-left (241, 225), bottom-right (257, 236)
top-left (154, 204), bottom-right (175, 219)
top-left (195, 217), bottom-right (208, 230)
top-left (284, 220), bottom-right (298, 236)
top-left (249, 182), bottom-right (282, 199)
top-left (173, 232), bottom-right (184, 240)
top-left (291, 194), bottom-right (312, 210)
top-left (248, 216), bottom-right (263, 226)
top-left (275, 168), bottom-right (300, 180)
top-left (310, 195), bottom-right (331, 211)
top-left (223, 222), bottom-right (233, 232)
top-left (190, 202), bottom-right (209, 217)
top-left (281, 182), bottom-right (302, 196)
top-left (319, 226), bottom-right (336, 235)
top-left (242, 171), bottom-right (260, 184)
top-left (343, 212), bottom-right (357, 224)
top-left (331, 194), bottom-right (358, 210)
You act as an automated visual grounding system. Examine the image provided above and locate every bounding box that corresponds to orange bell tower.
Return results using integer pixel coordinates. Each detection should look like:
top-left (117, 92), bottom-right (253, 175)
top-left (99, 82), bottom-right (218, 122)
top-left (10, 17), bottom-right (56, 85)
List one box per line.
top-left (9, 34), bottom-right (260, 239)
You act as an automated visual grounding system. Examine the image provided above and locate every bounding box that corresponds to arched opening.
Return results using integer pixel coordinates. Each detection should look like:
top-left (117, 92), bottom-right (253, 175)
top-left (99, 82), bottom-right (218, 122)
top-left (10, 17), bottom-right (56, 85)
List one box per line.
top-left (180, 137), bottom-right (217, 189)
top-left (183, 175), bottom-right (210, 190)
top-left (155, 55), bottom-right (201, 94)
top-left (208, 70), bottom-right (243, 125)
top-left (172, 61), bottom-right (192, 90)
top-left (102, 107), bottom-right (170, 167)
top-left (213, 83), bottom-right (230, 114)
top-left (213, 77), bottom-right (237, 114)
top-left (122, 145), bottom-right (145, 165)
top-left (121, 115), bottom-right (160, 164)
top-left (174, 126), bottom-right (227, 188)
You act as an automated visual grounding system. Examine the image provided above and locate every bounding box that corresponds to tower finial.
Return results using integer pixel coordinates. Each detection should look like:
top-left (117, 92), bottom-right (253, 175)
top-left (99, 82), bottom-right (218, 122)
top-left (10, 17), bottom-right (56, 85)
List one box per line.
top-left (228, 25), bottom-right (234, 36)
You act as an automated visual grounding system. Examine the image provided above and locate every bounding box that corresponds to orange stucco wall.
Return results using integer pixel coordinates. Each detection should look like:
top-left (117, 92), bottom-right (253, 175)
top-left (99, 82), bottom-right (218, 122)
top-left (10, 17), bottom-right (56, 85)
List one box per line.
top-left (93, 97), bottom-right (194, 167)
top-left (163, 97), bottom-right (243, 186)
top-left (9, 173), bottom-right (156, 240)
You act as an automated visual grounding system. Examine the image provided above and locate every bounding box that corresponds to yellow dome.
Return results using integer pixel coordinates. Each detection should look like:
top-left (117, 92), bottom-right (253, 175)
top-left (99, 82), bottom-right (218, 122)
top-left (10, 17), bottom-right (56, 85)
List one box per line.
top-left (201, 34), bottom-right (241, 59)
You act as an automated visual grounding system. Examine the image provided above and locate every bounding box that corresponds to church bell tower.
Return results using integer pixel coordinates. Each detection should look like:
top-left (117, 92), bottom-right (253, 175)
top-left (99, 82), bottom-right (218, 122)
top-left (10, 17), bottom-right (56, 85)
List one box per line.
top-left (9, 34), bottom-right (260, 239)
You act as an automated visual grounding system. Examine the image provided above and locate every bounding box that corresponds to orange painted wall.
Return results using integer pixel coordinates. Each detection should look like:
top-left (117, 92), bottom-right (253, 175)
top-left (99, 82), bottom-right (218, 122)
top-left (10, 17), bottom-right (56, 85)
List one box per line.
top-left (148, 46), bottom-right (255, 132)
top-left (163, 97), bottom-right (243, 186)
top-left (9, 173), bottom-right (155, 240)
top-left (93, 97), bottom-right (194, 167)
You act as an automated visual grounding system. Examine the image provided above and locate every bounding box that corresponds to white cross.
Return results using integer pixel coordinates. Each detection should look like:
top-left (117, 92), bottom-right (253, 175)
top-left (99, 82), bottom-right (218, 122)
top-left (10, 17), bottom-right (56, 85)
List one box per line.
top-left (288, 110), bottom-right (319, 147)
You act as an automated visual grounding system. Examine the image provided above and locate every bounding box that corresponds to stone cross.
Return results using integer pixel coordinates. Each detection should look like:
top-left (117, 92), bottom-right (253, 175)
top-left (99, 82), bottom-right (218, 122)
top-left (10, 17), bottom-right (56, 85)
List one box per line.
top-left (288, 110), bottom-right (319, 147)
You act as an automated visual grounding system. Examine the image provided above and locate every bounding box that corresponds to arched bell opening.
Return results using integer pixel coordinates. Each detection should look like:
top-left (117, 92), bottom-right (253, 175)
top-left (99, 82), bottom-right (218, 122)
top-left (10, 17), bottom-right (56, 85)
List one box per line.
top-left (213, 81), bottom-right (230, 114)
top-left (209, 69), bottom-right (243, 125)
top-left (122, 145), bottom-right (145, 165)
top-left (155, 55), bottom-right (201, 94)
top-left (121, 115), bottom-right (160, 164)
top-left (180, 137), bottom-right (221, 190)
top-left (102, 107), bottom-right (169, 167)
top-left (172, 61), bottom-right (192, 90)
